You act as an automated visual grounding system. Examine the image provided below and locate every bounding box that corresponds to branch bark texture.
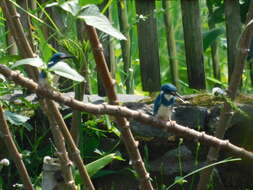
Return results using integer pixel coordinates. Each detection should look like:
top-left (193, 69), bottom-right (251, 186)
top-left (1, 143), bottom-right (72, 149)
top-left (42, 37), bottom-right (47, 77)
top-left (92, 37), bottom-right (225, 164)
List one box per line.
top-left (1, 65), bottom-right (253, 163)
top-left (85, 25), bottom-right (154, 190)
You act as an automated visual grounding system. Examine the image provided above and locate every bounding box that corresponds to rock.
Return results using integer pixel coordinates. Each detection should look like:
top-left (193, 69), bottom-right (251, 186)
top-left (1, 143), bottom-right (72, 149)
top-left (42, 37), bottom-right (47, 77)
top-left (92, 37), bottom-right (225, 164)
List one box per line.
top-left (149, 145), bottom-right (196, 175)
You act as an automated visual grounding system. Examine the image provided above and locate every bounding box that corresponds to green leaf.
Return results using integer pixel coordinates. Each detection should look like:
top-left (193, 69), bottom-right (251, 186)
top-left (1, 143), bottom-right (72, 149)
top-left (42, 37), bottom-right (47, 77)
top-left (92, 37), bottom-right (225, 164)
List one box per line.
top-left (56, 1), bottom-right (126, 40)
top-left (78, 5), bottom-right (126, 40)
top-left (209, 6), bottom-right (225, 25)
top-left (203, 28), bottom-right (224, 51)
top-left (50, 61), bottom-right (84, 82)
top-left (11, 58), bottom-right (45, 69)
top-left (86, 153), bottom-right (122, 177)
top-left (75, 153), bottom-right (122, 184)
top-left (79, 0), bottom-right (104, 6)
top-left (4, 111), bottom-right (30, 126)
top-left (174, 176), bottom-right (187, 185)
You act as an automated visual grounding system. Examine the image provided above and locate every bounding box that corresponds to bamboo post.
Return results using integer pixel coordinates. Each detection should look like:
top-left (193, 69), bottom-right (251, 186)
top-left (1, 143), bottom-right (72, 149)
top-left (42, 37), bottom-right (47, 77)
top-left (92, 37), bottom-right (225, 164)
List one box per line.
top-left (181, 0), bottom-right (206, 89)
top-left (135, 0), bottom-right (161, 92)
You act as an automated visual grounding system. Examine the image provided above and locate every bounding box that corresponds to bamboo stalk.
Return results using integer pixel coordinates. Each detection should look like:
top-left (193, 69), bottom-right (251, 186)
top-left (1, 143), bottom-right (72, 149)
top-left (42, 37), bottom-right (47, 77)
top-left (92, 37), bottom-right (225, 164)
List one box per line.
top-left (0, 106), bottom-right (34, 190)
top-left (206, 0), bottom-right (221, 80)
top-left (118, 0), bottom-right (133, 93)
top-left (162, 0), bottom-right (179, 89)
top-left (0, 0), bottom-right (38, 80)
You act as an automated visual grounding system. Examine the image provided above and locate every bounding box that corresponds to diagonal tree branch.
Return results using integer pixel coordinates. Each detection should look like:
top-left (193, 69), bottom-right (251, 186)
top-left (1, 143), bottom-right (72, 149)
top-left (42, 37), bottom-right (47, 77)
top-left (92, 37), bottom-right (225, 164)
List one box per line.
top-left (0, 106), bottom-right (34, 190)
top-left (86, 25), bottom-right (154, 190)
top-left (1, 65), bottom-right (253, 162)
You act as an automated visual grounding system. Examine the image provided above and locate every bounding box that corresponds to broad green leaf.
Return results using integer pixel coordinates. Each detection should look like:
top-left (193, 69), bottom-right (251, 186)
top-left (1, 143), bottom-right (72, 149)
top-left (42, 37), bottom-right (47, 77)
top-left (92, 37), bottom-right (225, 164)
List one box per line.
top-left (11, 58), bottom-right (45, 69)
top-left (78, 5), bottom-right (126, 40)
top-left (79, 0), bottom-right (104, 6)
top-left (75, 153), bottom-right (122, 183)
top-left (203, 28), bottom-right (224, 51)
top-left (56, 1), bottom-right (126, 40)
top-left (86, 153), bottom-right (123, 177)
top-left (4, 111), bottom-right (30, 126)
top-left (50, 61), bottom-right (84, 82)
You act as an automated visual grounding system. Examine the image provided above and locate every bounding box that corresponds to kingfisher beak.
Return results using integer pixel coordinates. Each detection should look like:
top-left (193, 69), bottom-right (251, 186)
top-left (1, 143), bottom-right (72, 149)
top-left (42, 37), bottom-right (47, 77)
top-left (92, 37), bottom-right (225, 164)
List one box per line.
top-left (61, 55), bottom-right (75, 60)
top-left (174, 92), bottom-right (186, 103)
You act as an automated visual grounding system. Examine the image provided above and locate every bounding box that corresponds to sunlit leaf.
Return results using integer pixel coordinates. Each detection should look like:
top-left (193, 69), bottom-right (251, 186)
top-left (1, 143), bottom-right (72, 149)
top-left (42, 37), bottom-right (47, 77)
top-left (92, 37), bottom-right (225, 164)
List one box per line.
top-left (174, 176), bottom-right (187, 185)
top-left (78, 5), bottom-right (126, 40)
top-left (50, 61), bottom-right (84, 82)
top-left (56, 1), bottom-right (126, 40)
top-left (59, 0), bottom-right (82, 16)
top-left (0, 74), bottom-right (6, 81)
top-left (11, 58), bottom-right (45, 69)
top-left (86, 153), bottom-right (122, 177)
top-left (4, 111), bottom-right (30, 126)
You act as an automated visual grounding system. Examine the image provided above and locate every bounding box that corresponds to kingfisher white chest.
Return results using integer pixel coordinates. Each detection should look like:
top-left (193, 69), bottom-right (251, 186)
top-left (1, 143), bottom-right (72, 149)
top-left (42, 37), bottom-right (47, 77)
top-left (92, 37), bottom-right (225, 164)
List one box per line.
top-left (156, 94), bottom-right (174, 121)
top-left (157, 105), bottom-right (173, 120)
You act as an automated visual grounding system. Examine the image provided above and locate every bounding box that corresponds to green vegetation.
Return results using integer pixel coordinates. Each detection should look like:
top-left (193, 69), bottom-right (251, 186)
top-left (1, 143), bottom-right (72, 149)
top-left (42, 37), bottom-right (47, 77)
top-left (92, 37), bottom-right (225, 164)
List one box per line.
top-left (0, 0), bottom-right (252, 190)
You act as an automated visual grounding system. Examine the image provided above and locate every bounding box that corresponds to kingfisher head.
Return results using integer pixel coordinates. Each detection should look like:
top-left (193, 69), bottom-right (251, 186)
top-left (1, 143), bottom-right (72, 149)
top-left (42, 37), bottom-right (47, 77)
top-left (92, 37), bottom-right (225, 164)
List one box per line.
top-left (48, 52), bottom-right (74, 68)
top-left (161, 84), bottom-right (184, 101)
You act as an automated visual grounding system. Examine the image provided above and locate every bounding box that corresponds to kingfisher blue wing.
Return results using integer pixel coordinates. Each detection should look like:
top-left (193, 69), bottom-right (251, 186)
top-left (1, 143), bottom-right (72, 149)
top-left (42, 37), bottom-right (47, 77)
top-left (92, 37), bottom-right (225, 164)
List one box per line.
top-left (153, 93), bottom-right (162, 116)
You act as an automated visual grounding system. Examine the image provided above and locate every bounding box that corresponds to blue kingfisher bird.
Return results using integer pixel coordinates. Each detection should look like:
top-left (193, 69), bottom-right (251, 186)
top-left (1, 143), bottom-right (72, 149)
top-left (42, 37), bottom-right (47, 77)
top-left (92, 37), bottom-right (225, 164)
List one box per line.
top-left (153, 84), bottom-right (184, 121)
top-left (47, 52), bottom-right (74, 68)
top-left (39, 52), bottom-right (74, 85)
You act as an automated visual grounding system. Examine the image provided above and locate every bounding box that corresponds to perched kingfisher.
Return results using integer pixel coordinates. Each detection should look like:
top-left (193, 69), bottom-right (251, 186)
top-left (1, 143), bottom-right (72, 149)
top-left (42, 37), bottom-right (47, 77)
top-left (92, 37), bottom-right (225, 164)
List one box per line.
top-left (39, 52), bottom-right (74, 86)
top-left (153, 84), bottom-right (184, 121)
top-left (47, 52), bottom-right (74, 68)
